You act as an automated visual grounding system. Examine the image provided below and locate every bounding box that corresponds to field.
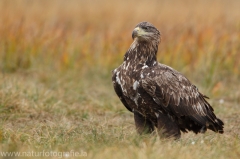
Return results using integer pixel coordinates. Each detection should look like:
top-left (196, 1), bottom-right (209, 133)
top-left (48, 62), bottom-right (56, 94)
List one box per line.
top-left (0, 0), bottom-right (240, 158)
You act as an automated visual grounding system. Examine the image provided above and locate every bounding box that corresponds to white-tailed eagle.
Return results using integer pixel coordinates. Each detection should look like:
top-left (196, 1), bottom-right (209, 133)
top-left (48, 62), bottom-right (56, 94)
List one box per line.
top-left (112, 22), bottom-right (224, 139)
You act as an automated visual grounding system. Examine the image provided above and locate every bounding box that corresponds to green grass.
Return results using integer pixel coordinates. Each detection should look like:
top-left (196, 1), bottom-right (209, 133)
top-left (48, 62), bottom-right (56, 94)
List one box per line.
top-left (0, 0), bottom-right (240, 158)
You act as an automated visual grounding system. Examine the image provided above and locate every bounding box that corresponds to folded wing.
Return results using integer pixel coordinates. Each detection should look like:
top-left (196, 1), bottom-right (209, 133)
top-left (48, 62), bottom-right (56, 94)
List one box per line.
top-left (141, 64), bottom-right (224, 133)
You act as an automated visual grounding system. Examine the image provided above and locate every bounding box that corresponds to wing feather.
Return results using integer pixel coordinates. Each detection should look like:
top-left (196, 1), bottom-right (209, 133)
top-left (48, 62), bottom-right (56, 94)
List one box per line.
top-left (141, 64), bottom-right (218, 126)
top-left (112, 70), bottom-right (132, 112)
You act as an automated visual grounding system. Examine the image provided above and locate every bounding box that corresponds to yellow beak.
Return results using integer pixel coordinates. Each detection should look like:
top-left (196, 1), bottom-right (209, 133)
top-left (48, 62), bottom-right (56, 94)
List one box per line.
top-left (132, 27), bottom-right (147, 39)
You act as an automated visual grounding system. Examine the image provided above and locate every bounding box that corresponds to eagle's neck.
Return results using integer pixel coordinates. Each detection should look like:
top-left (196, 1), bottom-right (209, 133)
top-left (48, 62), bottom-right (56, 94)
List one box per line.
top-left (124, 40), bottom-right (158, 67)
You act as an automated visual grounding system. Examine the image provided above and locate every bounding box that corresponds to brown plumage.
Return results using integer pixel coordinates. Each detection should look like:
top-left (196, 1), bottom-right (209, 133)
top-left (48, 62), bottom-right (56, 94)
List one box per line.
top-left (112, 22), bottom-right (224, 139)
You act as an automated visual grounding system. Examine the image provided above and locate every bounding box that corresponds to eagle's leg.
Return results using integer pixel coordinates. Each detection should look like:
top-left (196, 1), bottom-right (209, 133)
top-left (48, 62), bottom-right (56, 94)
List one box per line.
top-left (134, 111), bottom-right (154, 134)
top-left (157, 114), bottom-right (181, 139)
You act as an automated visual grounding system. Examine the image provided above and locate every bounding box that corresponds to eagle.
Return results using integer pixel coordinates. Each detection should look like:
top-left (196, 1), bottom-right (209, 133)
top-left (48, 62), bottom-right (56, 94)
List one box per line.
top-left (112, 22), bottom-right (224, 139)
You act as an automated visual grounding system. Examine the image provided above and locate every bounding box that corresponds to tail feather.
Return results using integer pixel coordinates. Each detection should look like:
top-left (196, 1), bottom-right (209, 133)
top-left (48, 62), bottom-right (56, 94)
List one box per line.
top-left (208, 118), bottom-right (224, 134)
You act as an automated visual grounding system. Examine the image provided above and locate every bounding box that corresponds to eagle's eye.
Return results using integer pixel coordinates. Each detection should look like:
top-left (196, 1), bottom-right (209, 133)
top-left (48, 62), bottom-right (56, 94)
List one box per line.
top-left (142, 26), bottom-right (148, 30)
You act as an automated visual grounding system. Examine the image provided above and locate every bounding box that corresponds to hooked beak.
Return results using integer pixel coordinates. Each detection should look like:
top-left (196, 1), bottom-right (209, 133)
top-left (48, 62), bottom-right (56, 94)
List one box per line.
top-left (132, 27), bottom-right (148, 39)
top-left (132, 27), bottom-right (140, 39)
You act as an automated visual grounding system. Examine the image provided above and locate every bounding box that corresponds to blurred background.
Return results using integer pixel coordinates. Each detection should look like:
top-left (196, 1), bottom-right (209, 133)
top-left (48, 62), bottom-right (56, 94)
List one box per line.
top-left (0, 0), bottom-right (239, 157)
top-left (0, 0), bottom-right (239, 75)
top-left (1, 0), bottom-right (239, 98)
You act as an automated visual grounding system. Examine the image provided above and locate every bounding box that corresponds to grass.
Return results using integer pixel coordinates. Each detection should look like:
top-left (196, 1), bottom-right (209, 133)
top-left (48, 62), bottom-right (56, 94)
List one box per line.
top-left (0, 0), bottom-right (240, 158)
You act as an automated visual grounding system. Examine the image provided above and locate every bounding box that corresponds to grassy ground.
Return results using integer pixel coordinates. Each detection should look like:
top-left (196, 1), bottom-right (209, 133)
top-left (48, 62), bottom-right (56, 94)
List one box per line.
top-left (0, 0), bottom-right (240, 158)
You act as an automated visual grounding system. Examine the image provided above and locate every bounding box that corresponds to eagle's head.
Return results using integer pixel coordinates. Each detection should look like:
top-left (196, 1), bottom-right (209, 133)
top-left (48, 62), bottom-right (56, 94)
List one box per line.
top-left (132, 22), bottom-right (161, 45)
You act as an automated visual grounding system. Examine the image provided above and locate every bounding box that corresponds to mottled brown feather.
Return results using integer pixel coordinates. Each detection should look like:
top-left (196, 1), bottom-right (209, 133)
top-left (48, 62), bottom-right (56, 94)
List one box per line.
top-left (112, 22), bottom-right (224, 138)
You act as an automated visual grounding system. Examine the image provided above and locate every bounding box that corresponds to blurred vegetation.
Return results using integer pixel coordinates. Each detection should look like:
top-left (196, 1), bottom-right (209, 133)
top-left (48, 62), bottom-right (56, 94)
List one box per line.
top-left (0, 0), bottom-right (239, 158)
top-left (0, 0), bottom-right (239, 75)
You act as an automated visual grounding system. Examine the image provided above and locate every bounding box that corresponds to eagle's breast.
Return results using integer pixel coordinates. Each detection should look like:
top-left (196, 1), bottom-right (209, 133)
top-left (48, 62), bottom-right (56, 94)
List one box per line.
top-left (115, 60), bottom-right (161, 120)
top-left (115, 61), bottom-right (142, 106)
